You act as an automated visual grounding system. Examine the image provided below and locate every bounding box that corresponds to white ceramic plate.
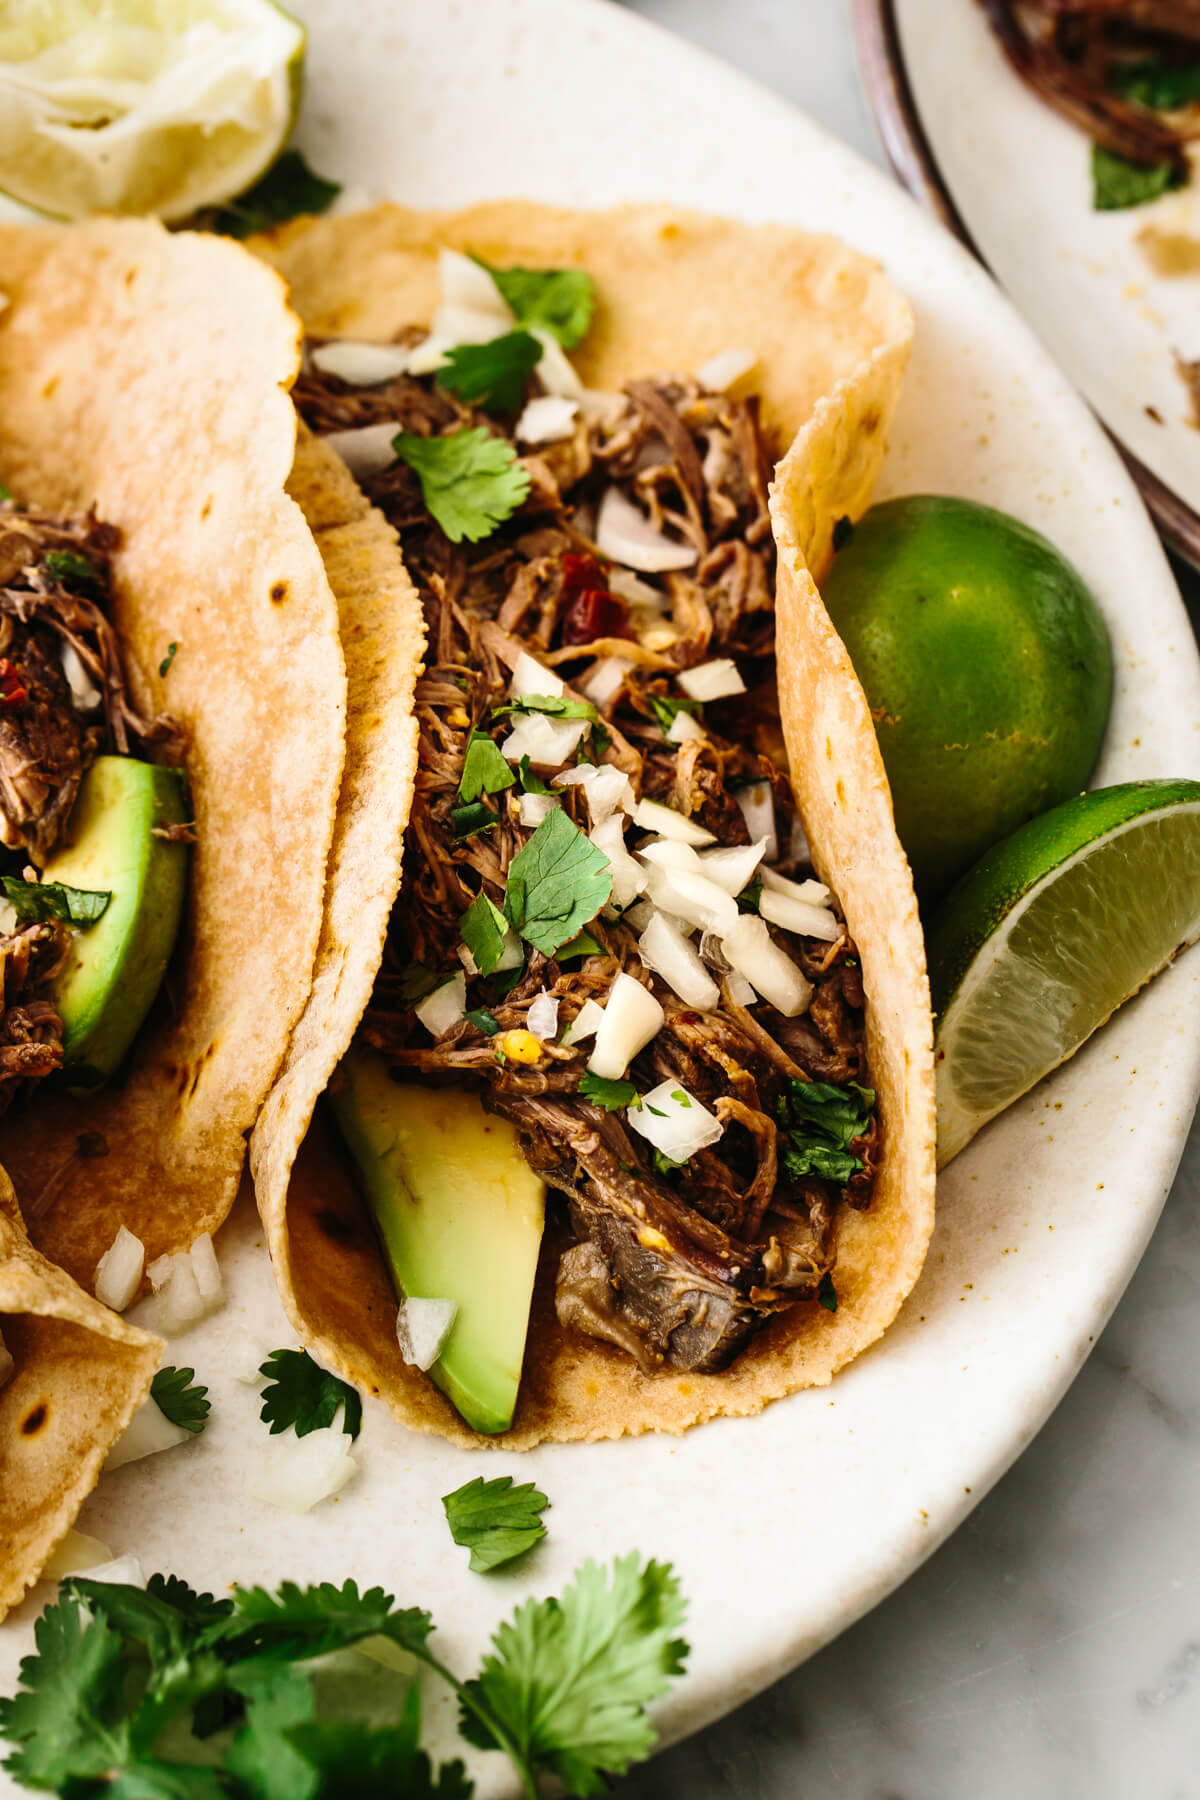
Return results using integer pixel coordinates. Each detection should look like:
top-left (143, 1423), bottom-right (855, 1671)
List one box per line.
top-left (864, 0), bottom-right (1200, 565)
top-left (2, 3), bottom-right (1200, 1793)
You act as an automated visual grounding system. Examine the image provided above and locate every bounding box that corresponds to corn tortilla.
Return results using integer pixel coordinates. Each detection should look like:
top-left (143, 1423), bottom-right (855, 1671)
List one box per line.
top-left (252, 202), bottom-right (934, 1444)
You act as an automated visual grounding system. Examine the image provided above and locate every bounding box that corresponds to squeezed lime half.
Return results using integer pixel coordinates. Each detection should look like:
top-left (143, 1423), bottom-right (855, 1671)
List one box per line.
top-left (929, 780), bottom-right (1200, 1166)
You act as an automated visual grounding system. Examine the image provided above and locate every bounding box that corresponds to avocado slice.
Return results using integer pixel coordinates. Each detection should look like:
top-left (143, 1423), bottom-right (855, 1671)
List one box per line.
top-left (41, 755), bottom-right (189, 1077)
top-left (332, 1050), bottom-right (545, 1435)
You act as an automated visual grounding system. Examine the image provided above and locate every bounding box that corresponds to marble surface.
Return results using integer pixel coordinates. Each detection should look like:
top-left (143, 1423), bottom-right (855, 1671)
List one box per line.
top-left (615, 3), bottom-right (1200, 1796)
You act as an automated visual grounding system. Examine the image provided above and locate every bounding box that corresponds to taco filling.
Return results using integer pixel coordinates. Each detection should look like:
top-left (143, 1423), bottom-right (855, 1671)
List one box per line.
top-left (0, 499), bottom-right (187, 1111)
top-left (294, 251), bottom-right (880, 1421)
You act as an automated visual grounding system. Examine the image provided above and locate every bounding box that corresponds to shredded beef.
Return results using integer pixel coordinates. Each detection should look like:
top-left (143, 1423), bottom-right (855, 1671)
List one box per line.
top-left (0, 919), bottom-right (69, 1112)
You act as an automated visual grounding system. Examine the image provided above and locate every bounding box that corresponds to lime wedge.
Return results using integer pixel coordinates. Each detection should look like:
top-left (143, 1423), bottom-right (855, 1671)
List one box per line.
top-left (0, 0), bottom-right (305, 221)
top-left (929, 780), bottom-right (1200, 1166)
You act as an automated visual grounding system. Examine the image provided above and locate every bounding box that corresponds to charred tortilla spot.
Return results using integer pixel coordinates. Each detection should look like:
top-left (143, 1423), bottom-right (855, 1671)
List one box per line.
top-left (200, 496), bottom-right (213, 522)
top-left (21, 1403), bottom-right (46, 1435)
top-left (270, 580), bottom-right (288, 604)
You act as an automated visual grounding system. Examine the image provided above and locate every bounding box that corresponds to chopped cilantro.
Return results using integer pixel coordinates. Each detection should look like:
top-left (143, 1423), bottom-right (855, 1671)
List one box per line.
top-left (578, 1073), bottom-right (639, 1112)
top-left (393, 427), bottom-right (530, 544)
top-left (493, 693), bottom-right (597, 722)
top-left (494, 1046), bottom-right (508, 1065)
top-left (43, 550), bottom-right (100, 590)
top-left (776, 1079), bottom-right (875, 1188)
top-left (1092, 143), bottom-right (1183, 210)
top-left (0, 481), bottom-right (12, 502)
top-left (150, 1366), bottom-right (210, 1435)
top-left (503, 809), bottom-right (612, 956)
top-left (460, 892), bottom-right (509, 977)
top-left (832, 515), bottom-right (854, 551)
top-left (558, 929), bottom-right (603, 962)
top-left (669, 1089), bottom-right (690, 1107)
top-left (648, 693), bottom-right (703, 735)
top-left (2, 877), bottom-right (110, 928)
top-left (517, 755), bottom-right (554, 794)
top-left (470, 255), bottom-right (596, 349)
top-left (465, 1008), bottom-right (499, 1037)
top-left (736, 878), bottom-right (762, 914)
top-left (438, 330), bottom-right (542, 414)
top-left (652, 1148), bottom-right (683, 1176)
top-left (781, 1141), bottom-right (864, 1183)
top-left (817, 1273), bottom-right (838, 1313)
top-left (442, 1475), bottom-right (549, 1574)
top-left (395, 963), bottom-right (442, 1006)
top-left (158, 641), bottom-right (179, 679)
top-left (490, 963), bottom-right (525, 998)
top-left (450, 800), bottom-right (498, 839)
top-left (257, 1347), bottom-right (362, 1441)
top-left (590, 720), bottom-right (612, 761)
top-left (458, 730), bottom-right (515, 804)
top-left (208, 149), bottom-right (341, 238)
top-left (1108, 56), bottom-right (1200, 113)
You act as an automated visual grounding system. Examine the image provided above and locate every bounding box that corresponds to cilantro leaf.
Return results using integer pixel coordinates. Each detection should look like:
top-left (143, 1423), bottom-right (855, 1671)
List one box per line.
top-left (393, 428), bottom-right (530, 544)
top-left (3, 876), bottom-right (111, 927)
top-left (776, 1079), bottom-right (875, 1150)
top-left (558, 929), bottom-right (603, 962)
top-left (781, 1141), bottom-right (864, 1183)
top-left (460, 891), bottom-right (509, 977)
top-left (493, 693), bottom-right (597, 722)
top-left (225, 1662), bottom-right (315, 1800)
top-left (210, 149), bottom-right (341, 238)
top-left (517, 755), bottom-right (554, 794)
top-left (503, 809), bottom-right (612, 956)
top-left (1108, 56), bottom-right (1200, 113)
top-left (221, 1580), bottom-right (432, 1666)
top-left (288, 1710), bottom-right (473, 1799)
top-left (459, 1554), bottom-right (688, 1796)
top-left (150, 1366), bottom-right (210, 1435)
top-left (1092, 143), bottom-right (1183, 210)
top-left (159, 642), bottom-right (179, 679)
top-left (0, 1591), bottom-right (131, 1786)
top-left (107, 1764), bottom-right (229, 1798)
top-left (817, 1272), bottom-right (838, 1313)
top-left (258, 1348), bottom-right (362, 1441)
top-left (394, 963), bottom-right (442, 1006)
top-left (43, 549), bottom-right (101, 589)
top-left (438, 330), bottom-right (541, 414)
top-left (442, 1475), bottom-right (549, 1574)
top-left (450, 801), bottom-right (498, 839)
top-left (471, 256), bottom-right (596, 350)
top-left (464, 1008), bottom-right (499, 1036)
top-left (647, 692), bottom-right (702, 735)
top-left (578, 1073), bottom-right (639, 1113)
top-left (458, 731), bottom-right (515, 804)
top-left (736, 878), bottom-right (762, 914)
top-left (652, 1148), bottom-right (683, 1176)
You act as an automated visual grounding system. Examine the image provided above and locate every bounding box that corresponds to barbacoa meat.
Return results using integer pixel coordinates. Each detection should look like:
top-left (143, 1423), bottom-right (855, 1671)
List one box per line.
top-left (298, 352), bottom-right (879, 1376)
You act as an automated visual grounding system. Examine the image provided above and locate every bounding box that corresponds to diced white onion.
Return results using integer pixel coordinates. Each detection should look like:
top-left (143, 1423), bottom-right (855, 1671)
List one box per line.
top-left (588, 972), bottom-right (665, 1078)
top-left (94, 1224), bottom-right (144, 1312)
top-left (527, 989), bottom-right (560, 1041)
top-left (759, 888), bottom-right (842, 943)
top-left (0, 1324), bottom-right (12, 1392)
top-left (402, 331), bottom-right (453, 376)
top-left (532, 328), bottom-right (584, 398)
top-left (228, 1332), bottom-right (275, 1386)
top-left (627, 1079), bottom-right (724, 1162)
top-left (564, 996), bottom-right (606, 1044)
top-left (554, 762), bottom-right (634, 826)
top-left (667, 709), bottom-right (706, 744)
top-left (415, 973), bottom-right (467, 1039)
top-left (760, 867), bottom-right (832, 905)
top-left (133, 1246), bottom-right (220, 1336)
top-left (596, 487), bottom-right (698, 573)
top-left (677, 658), bottom-right (746, 702)
top-left (721, 915), bottom-right (813, 1018)
top-left (590, 815), bottom-right (646, 909)
top-left (790, 815), bottom-right (811, 864)
top-left (41, 1529), bottom-right (113, 1580)
top-left (696, 347), bottom-right (760, 392)
top-left (70, 1554), bottom-right (147, 1587)
top-left (188, 1233), bottom-right (222, 1307)
top-left (60, 641), bottom-right (101, 711)
top-left (510, 650), bottom-right (564, 699)
top-left (639, 911), bottom-right (719, 1009)
top-left (250, 1424), bottom-right (358, 1514)
top-left (726, 972), bottom-right (757, 1007)
top-left (323, 422), bottom-right (401, 477)
top-left (440, 247), bottom-right (513, 316)
top-left (580, 657), bottom-right (632, 706)
top-left (644, 866), bottom-right (739, 936)
top-left (734, 781), bottom-right (777, 861)
top-left (518, 792), bottom-right (558, 829)
top-left (396, 1296), bottom-right (457, 1371)
top-left (698, 839), bottom-right (768, 896)
top-left (104, 1394), bottom-right (191, 1471)
top-left (501, 711), bottom-right (588, 770)
top-left (607, 568), bottom-right (665, 608)
top-left (632, 797), bottom-right (715, 845)
top-left (516, 394), bottom-right (579, 444)
top-left (310, 340), bottom-right (413, 384)
top-left (637, 836), bottom-right (703, 874)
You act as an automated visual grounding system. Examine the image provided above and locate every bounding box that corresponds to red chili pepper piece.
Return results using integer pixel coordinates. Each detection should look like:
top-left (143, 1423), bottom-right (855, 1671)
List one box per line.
top-left (0, 660), bottom-right (27, 708)
top-left (560, 552), bottom-right (630, 645)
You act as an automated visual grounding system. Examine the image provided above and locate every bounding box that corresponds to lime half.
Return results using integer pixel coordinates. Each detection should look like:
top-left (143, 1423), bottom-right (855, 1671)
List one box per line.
top-left (929, 780), bottom-right (1200, 1167)
top-left (0, 0), bottom-right (305, 221)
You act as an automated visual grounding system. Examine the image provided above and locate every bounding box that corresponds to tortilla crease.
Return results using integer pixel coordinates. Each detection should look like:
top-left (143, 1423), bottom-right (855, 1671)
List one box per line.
top-left (252, 201), bottom-right (933, 1445)
top-left (0, 219), bottom-right (348, 1287)
top-left (0, 1173), bottom-right (160, 1620)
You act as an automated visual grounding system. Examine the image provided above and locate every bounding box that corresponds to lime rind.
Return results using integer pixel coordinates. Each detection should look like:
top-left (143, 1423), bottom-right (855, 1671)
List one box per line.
top-left (933, 785), bottom-right (1200, 1166)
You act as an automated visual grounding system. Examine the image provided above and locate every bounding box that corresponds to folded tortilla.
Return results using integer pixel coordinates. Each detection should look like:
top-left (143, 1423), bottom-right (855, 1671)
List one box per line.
top-left (250, 201), bottom-right (935, 1444)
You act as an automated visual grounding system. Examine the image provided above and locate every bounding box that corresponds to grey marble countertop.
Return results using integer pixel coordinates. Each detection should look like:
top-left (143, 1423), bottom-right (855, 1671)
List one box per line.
top-left (617, 3), bottom-right (1200, 1795)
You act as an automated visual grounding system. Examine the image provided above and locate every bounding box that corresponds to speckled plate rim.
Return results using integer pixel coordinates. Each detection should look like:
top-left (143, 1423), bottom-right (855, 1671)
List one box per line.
top-left (851, 0), bottom-right (1200, 572)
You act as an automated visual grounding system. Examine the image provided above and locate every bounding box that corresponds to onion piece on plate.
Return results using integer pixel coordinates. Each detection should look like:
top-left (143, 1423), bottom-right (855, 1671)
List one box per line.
top-left (677, 658), bottom-right (745, 702)
top-left (721, 915), bottom-right (813, 1017)
top-left (396, 1296), bottom-right (457, 1371)
top-left (104, 1394), bottom-right (192, 1471)
top-left (415, 973), bottom-right (467, 1039)
top-left (588, 971), bottom-right (665, 1077)
top-left (41, 1529), bottom-right (113, 1580)
top-left (94, 1224), bottom-right (144, 1312)
top-left (250, 1425), bottom-right (358, 1514)
top-left (627, 1078), bottom-right (724, 1161)
top-left (596, 487), bottom-right (697, 573)
top-left (639, 910), bottom-right (719, 1009)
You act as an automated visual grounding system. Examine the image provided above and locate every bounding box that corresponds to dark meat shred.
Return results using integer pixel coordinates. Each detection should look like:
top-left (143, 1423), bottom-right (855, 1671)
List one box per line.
top-left (299, 346), bottom-right (878, 1377)
top-left (0, 919), bottom-right (69, 1112)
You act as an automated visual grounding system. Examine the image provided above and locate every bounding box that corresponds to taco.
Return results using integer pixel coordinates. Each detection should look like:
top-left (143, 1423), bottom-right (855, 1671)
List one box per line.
top-left (249, 202), bottom-right (936, 1446)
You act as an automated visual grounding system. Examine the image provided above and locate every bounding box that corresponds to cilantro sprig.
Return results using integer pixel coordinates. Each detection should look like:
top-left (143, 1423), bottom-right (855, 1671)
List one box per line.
top-left (776, 1079), bottom-right (875, 1185)
top-left (257, 1349), bottom-right (362, 1442)
top-left (470, 256), bottom-right (596, 349)
top-left (503, 810), bottom-right (611, 957)
top-left (3, 877), bottom-right (111, 929)
top-left (442, 1476), bottom-right (548, 1574)
top-left (1091, 143), bottom-right (1183, 210)
top-left (578, 1073), bottom-right (639, 1112)
top-left (393, 428), bottom-right (530, 544)
top-left (151, 1367), bottom-right (210, 1436)
top-left (438, 331), bottom-right (541, 414)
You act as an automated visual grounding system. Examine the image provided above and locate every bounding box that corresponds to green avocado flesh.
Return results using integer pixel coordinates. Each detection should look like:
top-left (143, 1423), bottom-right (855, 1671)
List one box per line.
top-left (332, 1050), bottom-right (545, 1436)
top-left (42, 755), bottom-right (189, 1076)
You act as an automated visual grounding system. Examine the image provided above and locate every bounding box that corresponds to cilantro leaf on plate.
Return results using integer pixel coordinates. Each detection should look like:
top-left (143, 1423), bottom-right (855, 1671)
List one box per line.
top-left (220, 1580), bottom-right (433, 1666)
top-left (2, 876), bottom-right (111, 928)
top-left (288, 1710), bottom-right (473, 1799)
top-left (393, 428), bottom-right (530, 544)
top-left (458, 731), bottom-right (515, 804)
top-left (258, 1348), bottom-right (363, 1442)
top-left (503, 809), bottom-right (612, 956)
top-left (209, 149), bottom-right (341, 239)
top-left (578, 1073), bottom-right (639, 1113)
top-left (0, 1592), bottom-right (131, 1788)
top-left (470, 256), bottom-right (596, 349)
top-left (1091, 143), bottom-right (1183, 210)
top-left (150, 1366), bottom-right (210, 1435)
top-left (459, 1554), bottom-right (688, 1796)
top-left (460, 892), bottom-right (509, 977)
top-left (438, 330), bottom-right (542, 414)
top-left (442, 1476), bottom-right (549, 1575)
